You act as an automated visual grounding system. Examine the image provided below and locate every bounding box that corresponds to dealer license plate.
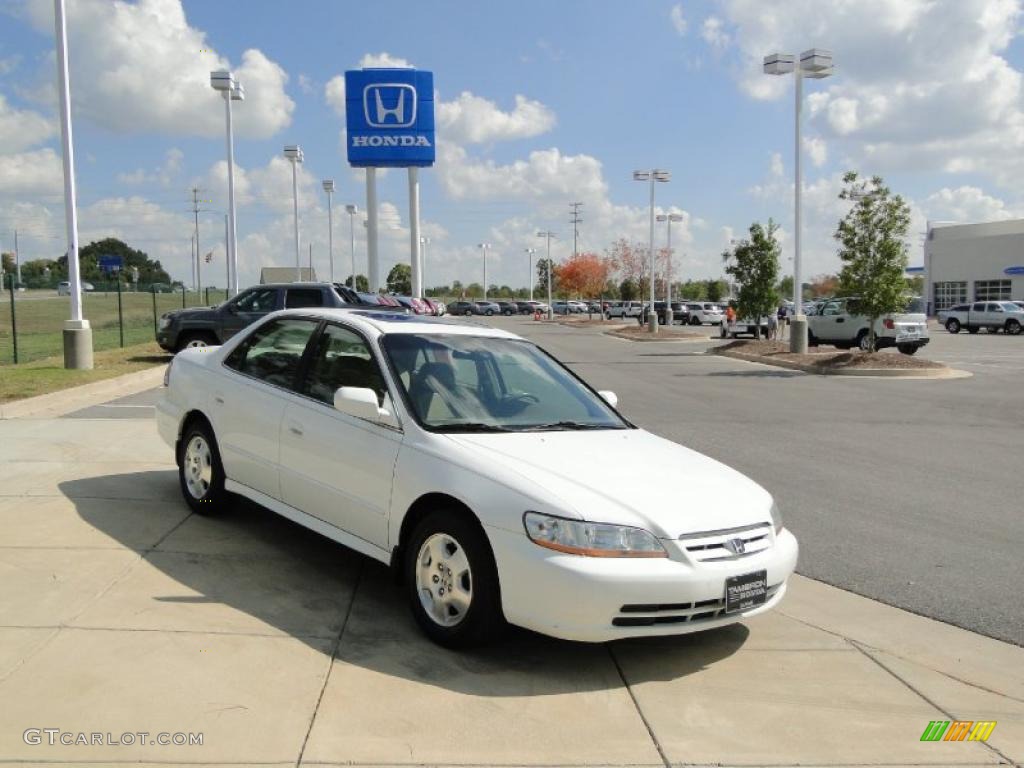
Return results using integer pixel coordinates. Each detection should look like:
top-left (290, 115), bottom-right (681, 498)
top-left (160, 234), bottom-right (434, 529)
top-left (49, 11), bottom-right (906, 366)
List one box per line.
top-left (725, 570), bottom-right (768, 613)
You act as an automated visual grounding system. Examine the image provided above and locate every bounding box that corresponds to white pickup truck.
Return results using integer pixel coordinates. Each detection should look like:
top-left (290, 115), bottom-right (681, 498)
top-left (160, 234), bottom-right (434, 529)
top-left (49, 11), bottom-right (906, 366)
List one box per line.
top-left (938, 301), bottom-right (1024, 335)
top-left (604, 301), bottom-right (644, 319)
top-left (807, 297), bottom-right (930, 354)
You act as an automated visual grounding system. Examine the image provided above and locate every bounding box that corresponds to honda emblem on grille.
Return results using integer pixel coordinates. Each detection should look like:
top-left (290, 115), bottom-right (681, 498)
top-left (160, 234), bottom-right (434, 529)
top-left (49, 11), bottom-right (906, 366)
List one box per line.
top-left (724, 538), bottom-right (746, 555)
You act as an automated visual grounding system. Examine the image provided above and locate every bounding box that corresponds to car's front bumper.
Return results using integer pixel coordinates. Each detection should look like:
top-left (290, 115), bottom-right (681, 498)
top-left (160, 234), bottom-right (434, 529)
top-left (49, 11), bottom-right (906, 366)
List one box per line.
top-left (487, 525), bottom-right (798, 642)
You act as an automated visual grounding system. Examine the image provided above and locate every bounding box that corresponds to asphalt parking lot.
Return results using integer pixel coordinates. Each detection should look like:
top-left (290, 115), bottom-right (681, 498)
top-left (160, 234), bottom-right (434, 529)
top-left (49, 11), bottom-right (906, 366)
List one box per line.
top-left (1, 316), bottom-right (1021, 765)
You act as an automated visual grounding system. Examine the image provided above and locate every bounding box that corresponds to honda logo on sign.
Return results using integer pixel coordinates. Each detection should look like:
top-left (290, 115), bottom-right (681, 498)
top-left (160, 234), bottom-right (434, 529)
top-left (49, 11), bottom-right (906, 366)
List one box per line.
top-left (363, 84), bottom-right (417, 128)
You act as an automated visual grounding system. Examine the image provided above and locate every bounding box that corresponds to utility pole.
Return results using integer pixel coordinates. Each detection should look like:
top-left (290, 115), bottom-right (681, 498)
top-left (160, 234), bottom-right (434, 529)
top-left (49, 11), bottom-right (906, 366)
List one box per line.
top-left (309, 242), bottom-right (313, 278)
top-left (569, 202), bottom-right (583, 259)
top-left (191, 186), bottom-right (202, 296)
top-left (13, 229), bottom-right (20, 287)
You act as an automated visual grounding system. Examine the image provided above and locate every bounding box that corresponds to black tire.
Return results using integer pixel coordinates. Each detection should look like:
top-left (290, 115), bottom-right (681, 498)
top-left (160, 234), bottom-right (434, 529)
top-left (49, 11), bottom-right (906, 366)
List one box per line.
top-left (464, 309), bottom-right (472, 316)
top-left (604, 312), bottom-right (612, 320)
top-left (856, 330), bottom-right (876, 352)
top-left (989, 326), bottom-right (1001, 334)
top-left (177, 420), bottom-right (229, 515)
top-left (946, 318), bottom-right (961, 334)
top-left (690, 317), bottom-right (701, 326)
top-left (485, 309), bottom-right (494, 316)
top-left (405, 509), bottom-right (504, 648)
top-left (897, 344), bottom-right (918, 355)
top-left (807, 330), bottom-right (819, 347)
top-left (175, 331), bottom-right (218, 352)
top-left (1006, 319), bottom-right (1022, 335)
top-left (967, 326), bottom-right (979, 334)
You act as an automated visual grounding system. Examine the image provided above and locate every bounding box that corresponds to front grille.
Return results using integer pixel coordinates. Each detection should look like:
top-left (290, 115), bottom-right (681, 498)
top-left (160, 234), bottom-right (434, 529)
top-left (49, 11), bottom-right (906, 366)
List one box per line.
top-left (612, 584), bottom-right (781, 627)
top-left (679, 522), bottom-right (772, 562)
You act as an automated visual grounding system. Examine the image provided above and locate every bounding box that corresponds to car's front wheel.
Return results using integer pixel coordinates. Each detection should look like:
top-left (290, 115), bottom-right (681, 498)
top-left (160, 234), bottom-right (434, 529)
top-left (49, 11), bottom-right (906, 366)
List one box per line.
top-left (176, 331), bottom-right (217, 352)
top-left (405, 509), bottom-right (504, 648)
top-left (1006, 319), bottom-right (1022, 335)
top-left (177, 420), bottom-right (229, 515)
top-left (946, 318), bottom-right (961, 333)
top-left (464, 309), bottom-right (473, 316)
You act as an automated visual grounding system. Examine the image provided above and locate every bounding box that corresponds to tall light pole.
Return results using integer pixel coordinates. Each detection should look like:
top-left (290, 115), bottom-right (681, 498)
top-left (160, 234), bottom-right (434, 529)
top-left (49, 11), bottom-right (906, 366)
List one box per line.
top-left (764, 48), bottom-right (833, 353)
top-left (537, 231), bottom-right (556, 319)
top-left (420, 236), bottom-right (430, 292)
top-left (284, 145), bottom-right (304, 281)
top-left (477, 243), bottom-right (491, 299)
top-left (657, 212), bottom-right (683, 311)
top-left (633, 169), bottom-right (670, 332)
top-left (345, 204), bottom-right (358, 289)
top-left (54, 0), bottom-right (92, 369)
top-left (210, 71), bottom-right (243, 297)
top-left (322, 180), bottom-right (335, 283)
top-left (524, 247), bottom-right (537, 301)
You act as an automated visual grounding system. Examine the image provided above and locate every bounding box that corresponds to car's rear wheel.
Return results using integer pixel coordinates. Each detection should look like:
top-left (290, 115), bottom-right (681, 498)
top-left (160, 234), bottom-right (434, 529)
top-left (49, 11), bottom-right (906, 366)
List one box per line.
top-left (405, 509), bottom-right (504, 648)
top-left (464, 309), bottom-right (473, 316)
top-left (856, 330), bottom-right (876, 352)
top-left (946, 318), bottom-right (961, 334)
top-left (897, 343), bottom-right (918, 355)
top-left (690, 317), bottom-right (701, 326)
top-left (1006, 319), bottom-right (1022, 335)
top-left (176, 331), bottom-right (217, 352)
top-left (807, 330), bottom-right (819, 347)
top-left (177, 421), bottom-right (229, 515)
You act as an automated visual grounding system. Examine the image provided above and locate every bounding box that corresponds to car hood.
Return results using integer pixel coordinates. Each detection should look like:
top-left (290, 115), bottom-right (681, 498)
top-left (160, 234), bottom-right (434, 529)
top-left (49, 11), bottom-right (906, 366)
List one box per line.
top-left (162, 306), bottom-right (218, 321)
top-left (445, 429), bottom-right (772, 538)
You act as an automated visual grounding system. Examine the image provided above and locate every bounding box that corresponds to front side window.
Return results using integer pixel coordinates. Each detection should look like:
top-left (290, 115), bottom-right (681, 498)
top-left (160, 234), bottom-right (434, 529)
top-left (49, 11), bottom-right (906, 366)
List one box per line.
top-left (224, 318), bottom-right (319, 390)
top-left (234, 288), bottom-right (278, 313)
top-left (383, 334), bottom-right (629, 432)
top-left (285, 288), bottom-right (324, 309)
top-left (301, 324), bottom-right (387, 406)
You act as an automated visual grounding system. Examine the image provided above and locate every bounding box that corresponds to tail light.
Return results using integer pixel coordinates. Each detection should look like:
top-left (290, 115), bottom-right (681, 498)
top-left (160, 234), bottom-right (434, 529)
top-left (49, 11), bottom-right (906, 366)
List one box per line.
top-left (883, 319), bottom-right (895, 329)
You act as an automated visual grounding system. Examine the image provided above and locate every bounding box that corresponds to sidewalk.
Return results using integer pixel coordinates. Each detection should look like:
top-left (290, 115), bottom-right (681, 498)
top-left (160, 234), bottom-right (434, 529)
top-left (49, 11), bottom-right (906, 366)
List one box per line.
top-left (0, 400), bottom-right (1020, 765)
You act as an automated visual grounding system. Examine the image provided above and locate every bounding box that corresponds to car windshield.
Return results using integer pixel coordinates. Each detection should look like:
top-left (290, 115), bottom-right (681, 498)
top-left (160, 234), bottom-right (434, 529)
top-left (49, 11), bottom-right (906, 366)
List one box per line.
top-left (382, 333), bottom-right (630, 432)
top-left (903, 297), bottom-right (926, 313)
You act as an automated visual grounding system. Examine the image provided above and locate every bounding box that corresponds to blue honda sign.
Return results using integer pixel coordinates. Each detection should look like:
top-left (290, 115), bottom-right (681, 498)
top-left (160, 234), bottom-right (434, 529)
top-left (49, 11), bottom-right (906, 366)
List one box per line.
top-left (345, 69), bottom-right (434, 168)
top-left (1004, 265), bottom-right (1024, 275)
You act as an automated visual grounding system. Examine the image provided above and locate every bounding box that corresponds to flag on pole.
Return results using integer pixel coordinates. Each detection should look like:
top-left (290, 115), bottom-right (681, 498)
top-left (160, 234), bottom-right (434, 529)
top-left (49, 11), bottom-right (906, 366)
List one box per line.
top-left (204, 250), bottom-right (214, 264)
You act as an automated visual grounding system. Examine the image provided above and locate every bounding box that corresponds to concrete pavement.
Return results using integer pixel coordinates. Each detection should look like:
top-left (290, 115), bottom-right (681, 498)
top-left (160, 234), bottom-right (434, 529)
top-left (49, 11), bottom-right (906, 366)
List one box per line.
top-left (0, 336), bottom-right (1021, 765)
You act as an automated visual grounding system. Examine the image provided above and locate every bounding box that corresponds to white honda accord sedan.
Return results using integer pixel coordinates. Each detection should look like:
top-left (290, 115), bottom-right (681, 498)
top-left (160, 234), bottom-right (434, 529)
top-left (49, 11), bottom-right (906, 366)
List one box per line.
top-left (157, 308), bottom-right (798, 647)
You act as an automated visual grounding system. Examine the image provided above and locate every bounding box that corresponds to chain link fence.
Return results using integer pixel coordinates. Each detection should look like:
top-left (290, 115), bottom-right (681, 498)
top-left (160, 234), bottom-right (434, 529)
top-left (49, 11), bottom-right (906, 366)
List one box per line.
top-left (0, 276), bottom-right (228, 365)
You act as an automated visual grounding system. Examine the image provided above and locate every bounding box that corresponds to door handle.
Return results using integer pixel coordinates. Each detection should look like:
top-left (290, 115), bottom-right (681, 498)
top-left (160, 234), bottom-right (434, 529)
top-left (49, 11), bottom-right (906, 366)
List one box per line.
top-left (214, 394), bottom-right (225, 404)
top-left (836, 318), bottom-right (845, 323)
top-left (288, 422), bottom-right (304, 437)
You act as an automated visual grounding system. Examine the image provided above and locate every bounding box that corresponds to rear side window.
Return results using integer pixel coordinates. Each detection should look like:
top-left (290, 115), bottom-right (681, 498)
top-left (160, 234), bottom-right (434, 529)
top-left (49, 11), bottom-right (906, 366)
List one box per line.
top-left (285, 288), bottom-right (324, 309)
top-left (234, 288), bottom-right (278, 313)
top-left (224, 318), bottom-right (319, 390)
top-left (973, 302), bottom-right (986, 311)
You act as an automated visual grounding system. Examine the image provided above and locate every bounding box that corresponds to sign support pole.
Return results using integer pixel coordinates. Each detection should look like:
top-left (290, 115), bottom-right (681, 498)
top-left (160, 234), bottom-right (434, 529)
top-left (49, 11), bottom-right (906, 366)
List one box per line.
top-left (366, 168), bottom-right (379, 293)
top-left (409, 167), bottom-right (422, 298)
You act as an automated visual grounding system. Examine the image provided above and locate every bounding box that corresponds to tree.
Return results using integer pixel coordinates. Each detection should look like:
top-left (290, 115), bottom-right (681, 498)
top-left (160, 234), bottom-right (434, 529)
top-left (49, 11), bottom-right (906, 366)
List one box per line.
top-left (725, 220), bottom-right (781, 339)
top-left (678, 280), bottom-right (706, 300)
top-left (465, 282), bottom-right (483, 298)
top-left (1, 252), bottom-right (13, 276)
top-left (67, 238), bottom-right (170, 284)
top-left (556, 252), bottom-right (610, 298)
top-left (536, 258), bottom-right (557, 298)
top-left (778, 274), bottom-right (794, 300)
top-left (835, 172), bottom-right (912, 351)
top-left (905, 275), bottom-right (924, 295)
top-left (344, 274), bottom-right (369, 292)
top-left (386, 263), bottom-right (412, 295)
top-left (809, 273), bottom-right (840, 298)
top-left (705, 279), bottom-right (728, 302)
top-left (619, 278), bottom-right (638, 301)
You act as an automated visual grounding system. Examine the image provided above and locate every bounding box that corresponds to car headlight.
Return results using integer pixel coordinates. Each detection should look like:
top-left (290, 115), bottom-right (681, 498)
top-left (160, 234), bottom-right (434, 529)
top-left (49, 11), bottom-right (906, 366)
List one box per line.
top-left (159, 315), bottom-right (172, 330)
top-left (523, 511), bottom-right (667, 558)
top-left (769, 501), bottom-right (784, 534)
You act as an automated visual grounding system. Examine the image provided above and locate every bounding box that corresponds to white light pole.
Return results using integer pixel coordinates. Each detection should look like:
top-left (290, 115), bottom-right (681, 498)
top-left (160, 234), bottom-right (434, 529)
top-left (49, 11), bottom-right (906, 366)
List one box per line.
top-left (537, 231), bottom-right (556, 319)
top-left (657, 212), bottom-right (683, 314)
top-left (524, 247), bottom-right (537, 301)
top-left (284, 145), bottom-right (304, 282)
top-left (322, 180), bottom-right (335, 283)
top-left (633, 169), bottom-right (670, 332)
top-left (345, 204), bottom-right (358, 289)
top-left (54, 0), bottom-right (91, 369)
top-left (210, 71), bottom-right (243, 297)
top-left (477, 243), bottom-right (491, 300)
top-left (764, 48), bottom-right (833, 353)
top-left (420, 236), bottom-right (431, 291)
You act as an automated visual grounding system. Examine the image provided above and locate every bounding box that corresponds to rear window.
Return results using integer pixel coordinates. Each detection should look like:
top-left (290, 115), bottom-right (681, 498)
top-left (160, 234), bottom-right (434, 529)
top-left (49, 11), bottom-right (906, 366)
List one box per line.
top-left (903, 297), bottom-right (926, 314)
top-left (999, 302), bottom-right (1019, 312)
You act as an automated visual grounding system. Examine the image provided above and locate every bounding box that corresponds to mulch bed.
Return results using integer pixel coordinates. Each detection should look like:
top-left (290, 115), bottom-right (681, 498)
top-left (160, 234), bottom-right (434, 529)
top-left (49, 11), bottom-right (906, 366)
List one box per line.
top-left (713, 339), bottom-right (945, 370)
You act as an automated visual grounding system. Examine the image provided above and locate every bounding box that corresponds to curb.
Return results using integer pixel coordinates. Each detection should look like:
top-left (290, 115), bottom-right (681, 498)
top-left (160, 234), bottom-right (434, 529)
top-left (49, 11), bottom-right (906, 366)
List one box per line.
top-left (714, 349), bottom-right (972, 379)
top-left (605, 330), bottom-right (711, 342)
top-left (0, 364), bottom-right (168, 420)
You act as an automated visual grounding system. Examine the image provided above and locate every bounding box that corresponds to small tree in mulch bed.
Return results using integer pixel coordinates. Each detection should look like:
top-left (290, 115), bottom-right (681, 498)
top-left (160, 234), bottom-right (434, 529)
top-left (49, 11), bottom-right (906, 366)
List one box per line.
top-left (724, 220), bottom-right (781, 340)
top-left (835, 172), bottom-right (912, 352)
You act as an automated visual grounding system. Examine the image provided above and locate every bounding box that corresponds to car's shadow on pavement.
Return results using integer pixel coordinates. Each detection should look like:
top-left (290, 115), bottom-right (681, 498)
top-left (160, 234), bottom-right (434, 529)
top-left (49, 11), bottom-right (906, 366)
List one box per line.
top-left (60, 470), bottom-right (749, 695)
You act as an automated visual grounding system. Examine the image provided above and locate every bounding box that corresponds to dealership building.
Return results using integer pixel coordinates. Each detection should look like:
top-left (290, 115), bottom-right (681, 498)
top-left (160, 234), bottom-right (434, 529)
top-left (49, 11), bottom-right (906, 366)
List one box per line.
top-left (926, 219), bottom-right (1024, 312)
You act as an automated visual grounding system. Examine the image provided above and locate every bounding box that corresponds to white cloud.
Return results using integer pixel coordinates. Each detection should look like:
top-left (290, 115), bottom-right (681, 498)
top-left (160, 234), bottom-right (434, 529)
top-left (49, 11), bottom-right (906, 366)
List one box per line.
top-left (670, 4), bottom-right (688, 36)
top-left (0, 94), bottom-right (53, 152)
top-left (359, 52), bottom-right (414, 69)
top-left (437, 92), bottom-right (556, 144)
top-left (701, 16), bottom-right (729, 49)
top-left (297, 74), bottom-right (314, 95)
top-left (325, 75), bottom-right (346, 118)
top-left (0, 147), bottom-right (63, 197)
top-left (22, 0), bottom-right (293, 139)
top-left (116, 148), bottom-right (184, 187)
top-left (922, 186), bottom-right (1019, 224)
top-left (803, 136), bottom-right (827, 168)
top-left (769, 152), bottom-right (784, 178)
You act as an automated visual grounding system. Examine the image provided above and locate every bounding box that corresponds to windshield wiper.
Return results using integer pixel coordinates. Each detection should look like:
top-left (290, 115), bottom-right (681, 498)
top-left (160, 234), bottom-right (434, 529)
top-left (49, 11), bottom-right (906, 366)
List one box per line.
top-left (517, 421), bottom-right (620, 431)
top-left (435, 422), bottom-right (512, 433)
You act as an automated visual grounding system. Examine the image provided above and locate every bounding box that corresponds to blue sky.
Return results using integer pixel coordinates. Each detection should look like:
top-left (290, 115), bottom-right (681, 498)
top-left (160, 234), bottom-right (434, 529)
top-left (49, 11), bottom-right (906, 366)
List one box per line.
top-left (3, 0), bottom-right (1024, 289)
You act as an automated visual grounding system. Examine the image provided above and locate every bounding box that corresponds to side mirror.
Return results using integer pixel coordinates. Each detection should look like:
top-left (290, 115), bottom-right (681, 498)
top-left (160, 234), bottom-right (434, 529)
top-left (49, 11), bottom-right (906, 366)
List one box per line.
top-left (598, 390), bottom-right (618, 409)
top-left (334, 386), bottom-right (392, 424)
top-left (225, 304), bottom-right (238, 314)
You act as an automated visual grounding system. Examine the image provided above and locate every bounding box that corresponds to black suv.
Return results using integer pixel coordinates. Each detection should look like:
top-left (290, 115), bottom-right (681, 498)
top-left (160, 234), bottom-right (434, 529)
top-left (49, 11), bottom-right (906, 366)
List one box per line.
top-left (156, 283), bottom-right (401, 351)
top-left (639, 301), bottom-right (687, 326)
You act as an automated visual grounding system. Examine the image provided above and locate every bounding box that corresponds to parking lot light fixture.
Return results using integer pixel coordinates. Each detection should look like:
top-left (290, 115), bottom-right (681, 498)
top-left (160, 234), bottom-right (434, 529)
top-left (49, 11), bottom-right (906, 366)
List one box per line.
top-left (524, 247), bottom-right (537, 301)
top-left (657, 213), bottom-right (683, 309)
top-left (764, 48), bottom-right (833, 353)
top-left (322, 180), bottom-right (335, 283)
top-left (634, 169), bottom-right (671, 332)
top-left (210, 71), bottom-right (243, 297)
top-left (537, 231), bottom-right (557, 319)
top-left (477, 243), bottom-right (492, 299)
top-left (345, 204), bottom-right (358, 289)
top-left (284, 145), bottom-right (304, 281)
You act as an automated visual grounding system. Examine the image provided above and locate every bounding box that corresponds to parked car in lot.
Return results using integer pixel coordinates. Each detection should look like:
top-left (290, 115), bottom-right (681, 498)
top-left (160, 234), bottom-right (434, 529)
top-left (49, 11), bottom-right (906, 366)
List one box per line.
top-left (422, 298), bottom-right (446, 316)
top-left (685, 303), bottom-right (724, 325)
top-left (494, 300), bottom-right (519, 316)
top-left (393, 296), bottom-right (431, 314)
top-left (57, 281), bottom-right (95, 295)
top-left (605, 301), bottom-right (643, 319)
top-left (551, 300), bottom-right (576, 315)
top-left (939, 302), bottom-right (1023, 335)
top-left (640, 301), bottom-right (687, 326)
top-left (158, 308), bottom-right (797, 647)
top-left (515, 300), bottom-right (535, 314)
top-left (448, 301), bottom-right (482, 316)
top-left (156, 282), bottom-right (403, 352)
top-left (807, 296), bottom-right (930, 353)
top-left (474, 301), bottom-right (501, 316)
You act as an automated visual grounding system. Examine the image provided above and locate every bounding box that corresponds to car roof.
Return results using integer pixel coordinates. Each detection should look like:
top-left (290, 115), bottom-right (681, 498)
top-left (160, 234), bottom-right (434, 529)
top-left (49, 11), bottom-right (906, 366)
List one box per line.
top-left (268, 307), bottom-right (522, 339)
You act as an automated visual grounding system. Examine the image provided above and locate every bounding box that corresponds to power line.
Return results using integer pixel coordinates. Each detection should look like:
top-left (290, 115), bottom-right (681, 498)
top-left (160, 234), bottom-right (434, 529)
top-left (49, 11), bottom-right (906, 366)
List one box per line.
top-left (569, 202), bottom-right (583, 257)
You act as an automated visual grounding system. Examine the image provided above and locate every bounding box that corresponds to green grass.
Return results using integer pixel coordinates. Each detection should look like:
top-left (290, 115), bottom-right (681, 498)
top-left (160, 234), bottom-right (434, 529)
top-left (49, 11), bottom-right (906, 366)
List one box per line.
top-left (0, 341), bottom-right (171, 403)
top-left (0, 288), bottom-right (227, 365)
